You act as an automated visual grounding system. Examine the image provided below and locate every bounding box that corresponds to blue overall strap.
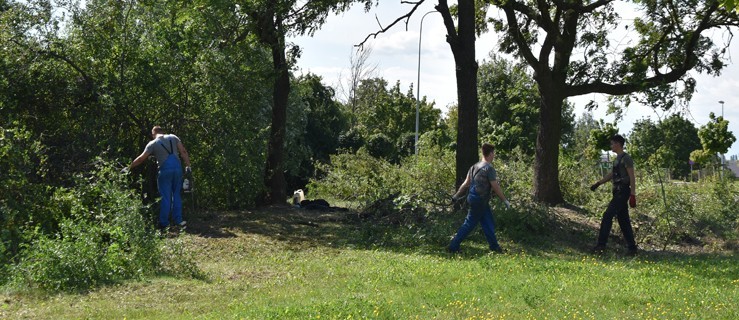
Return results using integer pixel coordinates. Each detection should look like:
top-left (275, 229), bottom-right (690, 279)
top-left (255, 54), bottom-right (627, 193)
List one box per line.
top-left (159, 139), bottom-right (174, 155)
top-left (469, 166), bottom-right (481, 195)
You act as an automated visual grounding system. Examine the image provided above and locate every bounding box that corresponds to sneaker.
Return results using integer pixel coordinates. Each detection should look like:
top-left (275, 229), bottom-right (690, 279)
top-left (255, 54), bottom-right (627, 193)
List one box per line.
top-left (177, 221), bottom-right (187, 232)
top-left (591, 245), bottom-right (606, 254)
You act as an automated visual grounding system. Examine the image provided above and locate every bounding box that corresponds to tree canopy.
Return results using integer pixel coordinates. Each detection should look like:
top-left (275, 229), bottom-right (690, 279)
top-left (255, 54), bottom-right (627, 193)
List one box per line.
top-left (485, 0), bottom-right (739, 204)
top-left (698, 112), bottom-right (737, 155)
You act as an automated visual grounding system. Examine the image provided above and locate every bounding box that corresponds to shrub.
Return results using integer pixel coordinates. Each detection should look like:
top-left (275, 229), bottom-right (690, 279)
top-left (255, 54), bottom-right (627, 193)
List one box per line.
top-left (496, 200), bottom-right (553, 242)
top-left (8, 158), bottom-right (200, 292)
top-left (559, 153), bottom-right (603, 208)
top-left (310, 147), bottom-right (456, 220)
top-left (309, 149), bottom-right (401, 207)
top-left (0, 126), bottom-right (54, 284)
top-left (366, 133), bottom-right (394, 160)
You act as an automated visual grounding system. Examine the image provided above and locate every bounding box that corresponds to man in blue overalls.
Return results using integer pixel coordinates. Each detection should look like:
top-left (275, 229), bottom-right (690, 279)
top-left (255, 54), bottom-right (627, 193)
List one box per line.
top-left (448, 143), bottom-right (511, 254)
top-left (128, 126), bottom-right (192, 231)
top-left (590, 134), bottom-right (638, 256)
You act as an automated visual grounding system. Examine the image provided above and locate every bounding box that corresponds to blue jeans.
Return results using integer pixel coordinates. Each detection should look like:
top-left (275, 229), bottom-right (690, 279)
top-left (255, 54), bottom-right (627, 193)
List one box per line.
top-left (449, 193), bottom-right (500, 252)
top-left (157, 155), bottom-right (183, 228)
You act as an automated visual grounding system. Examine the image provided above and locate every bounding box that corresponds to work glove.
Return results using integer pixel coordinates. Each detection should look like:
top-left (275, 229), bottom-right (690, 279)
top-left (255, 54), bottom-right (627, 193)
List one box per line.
top-left (121, 167), bottom-right (130, 174)
top-left (629, 194), bottom-right (637, 208)
top-left (451, 195), bottom-right (461, 203)
top-left (590, 182), bottom-right (600, 191)
top-left (504, 200), bottom-right (511, 210)
top-left (185, 166), bottom-right (192, 174)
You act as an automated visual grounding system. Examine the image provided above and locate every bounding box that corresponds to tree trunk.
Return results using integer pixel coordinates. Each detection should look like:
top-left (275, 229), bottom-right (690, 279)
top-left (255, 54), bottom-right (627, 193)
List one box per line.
top-left (438, 0), bottom-right (479, 187)
top-left (455, 58), bottom-right (479, 187)
top-left (533, 77), bottom-right (564, 205)
top-left (263, 37), bottom-right (289, 205)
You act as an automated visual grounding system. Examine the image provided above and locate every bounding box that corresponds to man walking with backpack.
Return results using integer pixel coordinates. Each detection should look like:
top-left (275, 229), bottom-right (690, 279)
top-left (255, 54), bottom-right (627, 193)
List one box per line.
top-left (127, 126), bottom-right (192, 232)
top-left (448, 143), bottom-right (510, 254)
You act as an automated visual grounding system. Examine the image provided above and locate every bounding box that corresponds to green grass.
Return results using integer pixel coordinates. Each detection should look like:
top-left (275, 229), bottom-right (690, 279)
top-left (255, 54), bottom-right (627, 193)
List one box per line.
top-left (1, 207), bottom-right (737, 319)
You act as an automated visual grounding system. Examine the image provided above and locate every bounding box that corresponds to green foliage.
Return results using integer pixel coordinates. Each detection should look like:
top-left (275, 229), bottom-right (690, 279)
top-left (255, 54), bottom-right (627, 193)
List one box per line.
top-left (564, 112), bottom-right (600, 157)
top-left (707, 177), bottom-right (739, 235)
top-left (309, 150), bottom-right (401, 206)
top-left (284, 73), bottom-right (350, 190)
top-left (689, 149), bottom-right (713, 167)
top-left (629, 118), bottom-right (662, 164)
top-left (477, 55), bottom-right (540, 156)
top-left (353, 78), bottom-right (441, 156)
top-left (395, 132), bottom-right (416, 160)
top-left (659, 115), bottom-right (702, 178)
top-left (0, 157), bottom-right (202, 292)
top-left (588, 120), bottom-right (618, 152)
top-left (0, 126), bottom-right (55, 280)
top-left (698, 112), bottom-right (736, 155)
top-left (559, 153), bottom-right (603, 207)
top-left (365, 133), bottom-right (394, 160)
top-left (338, 127), bottom-right (365, 153)
top-left (478, 54), bottom-right (575, 158)
top-left (9, 159), bottom-right (162, 291)
top-left (629, 115), bottom-right (701, 179)
top-left (720, 0), bottom-right (739, 12)
top-left (309, 147), bottom-right (457, 215)
top-left (638, 174), bottom-right (738, 247)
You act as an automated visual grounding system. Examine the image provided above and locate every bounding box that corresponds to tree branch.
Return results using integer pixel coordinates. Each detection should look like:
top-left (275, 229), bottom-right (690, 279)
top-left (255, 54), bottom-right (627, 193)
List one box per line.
top-left (500, 3), bottom-right (540, 72)
top-left (567, 3), bottom-right (726, 98)
top-left (357, 0), bottom-right (426, 48)
top-left (537, 0), bottom-right (557, 63)
top-left (436, 0), bottom-right (458, 48)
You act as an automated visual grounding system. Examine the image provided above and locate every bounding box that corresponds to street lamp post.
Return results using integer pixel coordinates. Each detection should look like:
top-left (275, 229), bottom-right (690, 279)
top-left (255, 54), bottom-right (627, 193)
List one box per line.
top-left (718, 100), bottom-right (725, 178)
top-left (415, 10), bottom-right (438, 155)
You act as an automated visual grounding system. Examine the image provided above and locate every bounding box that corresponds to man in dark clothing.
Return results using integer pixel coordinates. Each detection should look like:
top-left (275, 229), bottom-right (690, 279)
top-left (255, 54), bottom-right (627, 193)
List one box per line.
top-left (590, 134), bottom-right (638, 256)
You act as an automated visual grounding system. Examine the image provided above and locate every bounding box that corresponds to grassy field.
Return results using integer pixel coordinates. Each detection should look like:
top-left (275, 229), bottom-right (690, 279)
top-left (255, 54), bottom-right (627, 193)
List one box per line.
top-left (1, 206), bottom-right (737, 319)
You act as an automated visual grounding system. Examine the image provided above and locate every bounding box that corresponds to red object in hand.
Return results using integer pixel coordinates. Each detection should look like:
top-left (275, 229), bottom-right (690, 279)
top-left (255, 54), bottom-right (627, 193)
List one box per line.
top-left (629, 194), bottom-right (636, 208)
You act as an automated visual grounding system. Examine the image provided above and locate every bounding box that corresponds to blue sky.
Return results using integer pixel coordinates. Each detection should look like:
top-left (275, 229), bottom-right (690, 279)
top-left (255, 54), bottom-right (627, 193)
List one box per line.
top-left (291, 1), bottom-right (739, 158)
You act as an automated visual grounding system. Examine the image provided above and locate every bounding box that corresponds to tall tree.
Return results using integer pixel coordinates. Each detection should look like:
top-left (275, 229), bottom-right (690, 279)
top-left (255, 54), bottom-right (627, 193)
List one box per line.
top-left (478, 53), bottom-right (574, 157)
top-left (488, 0), bottom-right (739, 204)
top-left (629, 115), bottom-right (702, 178)
top-left (564, 112), bottom-right (600, 158)
top-left (698, 112), bottom-right (737, 155)
top-left (440, 0), bottom-right (480, 187)
top-left (338, 46), bottom-right (378, 126)
top-left (240, 0), bottom-right (374, 205)
top-left (360, 0), bottom-right (482, 188)
top-left (284, 73), bottom-right (350, 190)
top-left (354, 78), bottom-right (440, 146)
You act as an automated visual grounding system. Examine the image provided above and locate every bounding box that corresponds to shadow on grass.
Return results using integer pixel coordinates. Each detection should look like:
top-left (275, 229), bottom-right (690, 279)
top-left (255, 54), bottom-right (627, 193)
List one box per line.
top-left (184, 203), bottom-right (738, 276)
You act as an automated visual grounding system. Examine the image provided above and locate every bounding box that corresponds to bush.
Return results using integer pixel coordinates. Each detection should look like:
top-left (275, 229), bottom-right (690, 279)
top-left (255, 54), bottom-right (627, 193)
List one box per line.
top-left (493, 201), bottom-right (551, 241)
top-left (559, 153), bottom-right (603, 208)
top-left (574, 165), bottom-right (738, 248)
top-left (366, 133), bottom-right (394, 160)
top-left (0, 126), bottom-right (54, 284)
top-left (7, 158), bottom-right (200, 292)
top-left (312, 143), bottom-right (737, 250)
top-left (309, 149), bottom-right (401, 207)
